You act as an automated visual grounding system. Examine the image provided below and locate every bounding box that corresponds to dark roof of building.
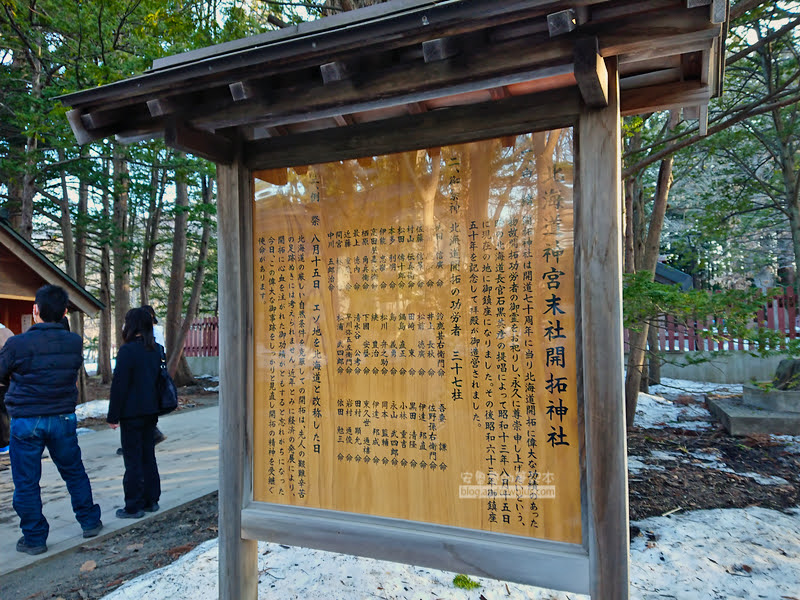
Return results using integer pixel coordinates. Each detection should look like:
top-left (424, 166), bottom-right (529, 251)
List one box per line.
top-left (656, 262), bottom-right (693, 291)
top-left (58, 0), bottom-right (729, 164)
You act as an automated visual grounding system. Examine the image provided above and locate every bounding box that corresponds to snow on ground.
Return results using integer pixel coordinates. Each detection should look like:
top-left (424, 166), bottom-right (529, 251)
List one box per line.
top-left (631, 506), bottom-right (800, 600)
top-left (629, 448), bottom-right (789, 486)
top-left (773, 435), bottom-right (800, 454)
top-left (74, 399), bottom-right (110, 421)
top-left (634, 392), bottom-right (712, 430)
top-left (100, 506), bottom-right (800, 600)
top-left (634, 377), bottom-right (743, 431)
top-left (648, 377), bottom-right (742, 400)
top-left (84, 360), bottom-right (115, 376)
top-left (100, 539), bottom-right (583, 600)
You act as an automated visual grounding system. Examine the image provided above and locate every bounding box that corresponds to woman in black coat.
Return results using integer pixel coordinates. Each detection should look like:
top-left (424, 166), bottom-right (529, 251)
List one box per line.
top-left (107, 308), bottom-right (162, 519)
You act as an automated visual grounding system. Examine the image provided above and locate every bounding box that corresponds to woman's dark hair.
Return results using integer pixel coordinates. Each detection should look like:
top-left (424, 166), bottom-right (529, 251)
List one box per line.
top-left (122, 307), bottom-right (156, 350)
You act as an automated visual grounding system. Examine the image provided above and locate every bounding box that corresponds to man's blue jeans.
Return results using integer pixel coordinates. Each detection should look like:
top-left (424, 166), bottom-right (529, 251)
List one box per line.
top-left (9, 414), bottom-right (101, 545)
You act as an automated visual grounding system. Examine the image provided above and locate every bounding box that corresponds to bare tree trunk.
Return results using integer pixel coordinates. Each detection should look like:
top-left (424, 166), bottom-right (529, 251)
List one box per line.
top-left (55, 148), bottom-right (88, 403)
top-left (166, 160), bottom-right (189, 380)
top-left (141, 159), bottom-right (168, 305)
top-left (647, 323), bottom-right (661, 386)
top-left (112, 144), bottom-right (131, 348)
top-left (74, 146), bottom-right (89, 339)
top-left (625, 153), bottom-right (674, 427)
top-left (6, 52), bottom-right (40, 241)
top-left (99, 157), bottom-right (114, 383)
top-left (169, 176), bottom-right (214, 381)
top-left (624, 179), bottom-right (635, 275)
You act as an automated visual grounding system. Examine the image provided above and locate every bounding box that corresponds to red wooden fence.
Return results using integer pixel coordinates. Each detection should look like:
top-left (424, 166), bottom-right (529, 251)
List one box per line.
top-left (188, 290), bottom-right (800, 357)
top-left (183, 316), bottom-right (219, 357)
top-left (644, 288), bottom-right (799, 353)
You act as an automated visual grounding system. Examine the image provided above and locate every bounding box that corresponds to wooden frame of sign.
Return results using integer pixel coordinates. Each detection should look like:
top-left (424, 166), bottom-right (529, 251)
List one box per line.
top-left (217, 64), bottom-right (627, 598)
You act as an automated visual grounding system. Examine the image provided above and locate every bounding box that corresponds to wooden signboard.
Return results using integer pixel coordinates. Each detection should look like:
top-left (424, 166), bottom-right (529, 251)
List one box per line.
top-left (251, 130), bottom-right (581, 543)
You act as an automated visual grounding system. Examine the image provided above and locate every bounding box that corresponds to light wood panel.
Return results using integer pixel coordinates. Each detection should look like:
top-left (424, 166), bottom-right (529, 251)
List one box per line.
top-left (251, 131), bottom-right (581, 544)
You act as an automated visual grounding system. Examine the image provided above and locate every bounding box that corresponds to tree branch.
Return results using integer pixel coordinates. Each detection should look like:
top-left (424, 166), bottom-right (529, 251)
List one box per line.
top-left (623, 93), bottom-right (800, 179)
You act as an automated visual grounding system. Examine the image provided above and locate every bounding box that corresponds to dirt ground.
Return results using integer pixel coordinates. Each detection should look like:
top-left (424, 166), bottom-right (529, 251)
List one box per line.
top-left (2, 386), bottom-right (799, 600)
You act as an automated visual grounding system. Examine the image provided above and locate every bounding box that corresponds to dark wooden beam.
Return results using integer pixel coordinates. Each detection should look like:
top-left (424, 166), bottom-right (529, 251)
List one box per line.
top-left (422, 37), bottom-right (460, 62)
top-left (194, 34), bottom-right (574, 131)
top-left (710, 0), bottom-right (727, 24)
top-left (165, 123), bottom-right (235, 164)
top-left (620, 80), bottom-right (709, 115)
top-left (66, 109), bottom-right (100, 145)
top-left (682, 105), bottom-right (700, 119)
top-left (229, 81), bottom-right (261, 102)
top-left (547, 9), bottom-right (576, 37)
top-left (574, 37), bottom-right (608, 108)
top-left (58, 0), bottom-right (614, 111)
top-left (147, 97), bottom-right (178, 117)
top-left (244, 87), bottom-right (580, 169)
top-left (116, 130), bottom-right (166, 144)
top-left (594, 8), bottom-right (722, 57)
top-left (320, 61), bottom-right (352, 84)
top-left (332, 114), bottom-right (354, 127)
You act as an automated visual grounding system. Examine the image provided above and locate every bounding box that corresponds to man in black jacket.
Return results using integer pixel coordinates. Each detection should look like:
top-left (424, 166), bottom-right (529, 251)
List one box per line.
top-left (0, 285), bottom-right (102, 555)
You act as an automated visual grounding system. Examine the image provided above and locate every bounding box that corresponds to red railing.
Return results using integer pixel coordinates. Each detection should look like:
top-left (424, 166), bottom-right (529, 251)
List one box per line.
top-left (183, 316), bottom-right (219, 357)
top-left (645, 288), bottom-right (799, 353)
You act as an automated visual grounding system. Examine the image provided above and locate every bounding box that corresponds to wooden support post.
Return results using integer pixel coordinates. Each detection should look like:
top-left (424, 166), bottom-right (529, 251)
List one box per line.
top-left (698, 104), bottom-right (709, 136)
top-left (577, 58), bottom-right (629, 600)
top-left (218, 156), bottom-right (258, 600)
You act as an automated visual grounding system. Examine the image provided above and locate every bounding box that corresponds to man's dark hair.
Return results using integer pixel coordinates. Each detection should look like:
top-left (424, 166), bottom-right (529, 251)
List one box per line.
top-left (35, 285), bottom-right (69, 323)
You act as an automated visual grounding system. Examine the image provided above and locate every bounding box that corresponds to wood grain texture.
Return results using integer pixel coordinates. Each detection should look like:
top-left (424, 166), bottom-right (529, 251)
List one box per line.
top-left (574, 37), bottom-right (608, 108)
top-left (165, 123), bottom-right (235, 164)
top-left (245, 89), bottom-right (581, 169)
top-left (218, 156), bottom-right (258, 600)
top-left (250, 133), bottom-right (582, 544)
top-left (577, 59), bottom-right (630, 599)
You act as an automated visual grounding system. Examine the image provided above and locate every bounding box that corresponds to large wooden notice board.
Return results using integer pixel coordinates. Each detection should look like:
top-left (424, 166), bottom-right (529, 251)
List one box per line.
top-left (252, 129), bottom-right (581, 544)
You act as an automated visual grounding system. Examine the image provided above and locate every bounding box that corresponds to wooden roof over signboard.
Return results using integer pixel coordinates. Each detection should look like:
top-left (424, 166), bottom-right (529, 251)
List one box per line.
top-left (59, 0), bottom-right (729, 165)
top-left (0, 218), bottom-right (104, 316)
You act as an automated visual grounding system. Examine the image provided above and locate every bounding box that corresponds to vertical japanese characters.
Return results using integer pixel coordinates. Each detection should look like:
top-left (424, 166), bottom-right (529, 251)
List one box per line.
top-left (251, 132), bottom-right (581, 544)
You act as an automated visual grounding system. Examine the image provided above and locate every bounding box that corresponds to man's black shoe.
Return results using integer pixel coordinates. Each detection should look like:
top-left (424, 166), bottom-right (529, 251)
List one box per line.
top-left (116, 508), bottom-right (145, 519)
top-left (116, 447), bottom-right (123, 456)
top-left (16, 537), bottom-right (47, 555)
top-left (143, 502), bottom-right (160, 512)
top-left (83, 521), bottom-right (103, 538)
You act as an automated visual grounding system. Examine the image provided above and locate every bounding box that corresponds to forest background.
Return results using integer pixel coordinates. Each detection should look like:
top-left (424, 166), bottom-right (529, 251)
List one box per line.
top-left (0, 0), bottom-right (798, 424)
